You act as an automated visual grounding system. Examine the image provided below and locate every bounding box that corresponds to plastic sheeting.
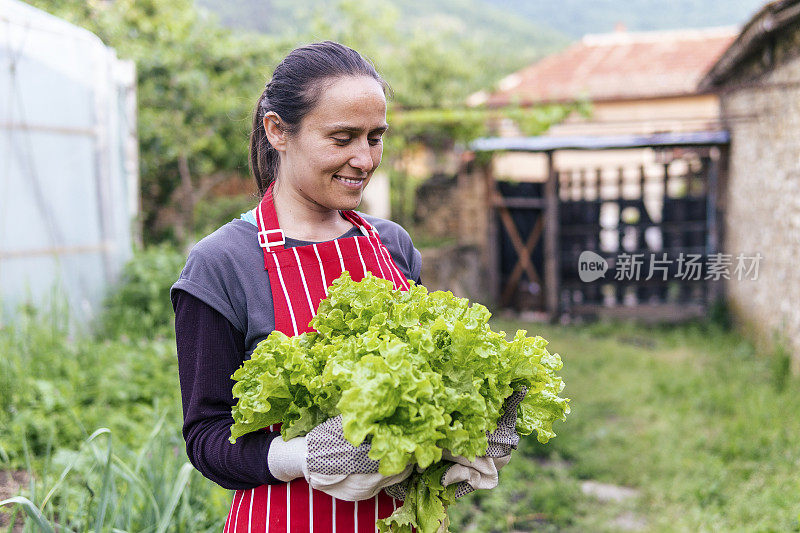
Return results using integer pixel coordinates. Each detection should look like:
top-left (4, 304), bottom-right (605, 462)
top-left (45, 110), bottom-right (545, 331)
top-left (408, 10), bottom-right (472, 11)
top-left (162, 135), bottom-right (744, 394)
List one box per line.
top-left (1, 0), bottom-right (138, 330)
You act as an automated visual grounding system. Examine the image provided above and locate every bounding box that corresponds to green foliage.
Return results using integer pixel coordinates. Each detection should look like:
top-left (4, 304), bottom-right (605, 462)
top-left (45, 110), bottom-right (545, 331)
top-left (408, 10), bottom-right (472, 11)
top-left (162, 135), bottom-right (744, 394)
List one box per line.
top-left (0, 302), bottom-right (181, 468)
top-left (377, 462), bottom-right (457, 533)
top-left (0, 421), bottom-right (228, 531)
top-left (769, 339), bottom-right (792, 392)
top-left (192, 193), bottom-right (258, 239)
top-left (5, 286), bottom-right (800, 530)
top-left (460, 318), bottom-right (800, 532)
top-left (98, 244), bottom-right (186, 339)
top-left (27, 0), bottom-right (579, 244)
top-left (198, 0), bottom-right (568, 107)
top-left (386, 102), bottom-right (586, 152)
top-left (27, 0), bottom-right (290, 243)
top-left (707, 298), bottom-right (733, 331)
top-left (230, 272), bottom-right (569, 532)
top-left (448, 449), bottom-right (581, 532)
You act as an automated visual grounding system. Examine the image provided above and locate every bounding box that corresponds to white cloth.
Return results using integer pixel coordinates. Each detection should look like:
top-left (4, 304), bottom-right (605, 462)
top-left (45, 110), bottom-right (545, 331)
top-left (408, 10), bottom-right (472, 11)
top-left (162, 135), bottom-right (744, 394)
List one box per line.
top-left (440, 449), bottom-right (510, 490)
top-left (267, 435), bottom-right (309, 482)
top-left (267, 421), bottom-right (414, 502)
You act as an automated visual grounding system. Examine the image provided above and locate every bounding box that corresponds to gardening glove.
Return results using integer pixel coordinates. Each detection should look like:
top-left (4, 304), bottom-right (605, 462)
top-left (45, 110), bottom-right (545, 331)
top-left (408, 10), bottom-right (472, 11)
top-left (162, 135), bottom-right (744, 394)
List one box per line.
top-left (383, 452), bottom-right (506, 501)
top-left (385, 387), bottom-right (529, 501)
top-left (268, 414), bottom-right (413, 502)
top-left (386, 387), bottom-right (528, 500)
top-left (443, 386), bottom-right (529, 498)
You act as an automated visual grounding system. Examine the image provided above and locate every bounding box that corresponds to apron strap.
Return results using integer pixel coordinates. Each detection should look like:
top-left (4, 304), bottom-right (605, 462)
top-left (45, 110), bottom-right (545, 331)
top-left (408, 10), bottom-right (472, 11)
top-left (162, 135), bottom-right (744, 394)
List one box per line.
top-left (339, 209), bottom-right (373, 237)
top-left (255, 182), bottom-right (286, 252)
top-left (256, 182), bottom-right (376, 257)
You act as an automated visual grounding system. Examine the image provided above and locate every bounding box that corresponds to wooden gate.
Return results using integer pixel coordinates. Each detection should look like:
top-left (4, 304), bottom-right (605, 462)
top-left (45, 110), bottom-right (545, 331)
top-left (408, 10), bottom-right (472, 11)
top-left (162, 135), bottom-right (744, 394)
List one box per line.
top-left (476, 132), bottom-right (729, 321)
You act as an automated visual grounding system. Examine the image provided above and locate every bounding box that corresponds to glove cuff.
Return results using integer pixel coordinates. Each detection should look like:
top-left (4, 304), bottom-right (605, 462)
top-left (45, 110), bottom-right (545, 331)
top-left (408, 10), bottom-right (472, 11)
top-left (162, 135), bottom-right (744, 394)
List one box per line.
top-left (267, 436), bottom-right (309, 482)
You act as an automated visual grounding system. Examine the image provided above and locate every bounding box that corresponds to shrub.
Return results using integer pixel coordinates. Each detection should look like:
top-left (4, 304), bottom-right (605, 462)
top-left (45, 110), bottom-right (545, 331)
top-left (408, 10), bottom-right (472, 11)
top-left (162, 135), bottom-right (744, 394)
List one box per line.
top-left (98, 244), bottom-right (186, 340)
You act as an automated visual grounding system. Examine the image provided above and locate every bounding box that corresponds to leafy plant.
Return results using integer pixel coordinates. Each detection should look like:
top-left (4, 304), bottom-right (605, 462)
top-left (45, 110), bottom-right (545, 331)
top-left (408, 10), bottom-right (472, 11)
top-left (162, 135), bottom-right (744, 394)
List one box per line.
top-left (1, 290), bottom-right (182, 469)
top-left (0, 420), bottom-right (227, 531)
top-left (98, 244), bottom-right (186, 339)
top-left (229, 272), bottom-right (570, 532)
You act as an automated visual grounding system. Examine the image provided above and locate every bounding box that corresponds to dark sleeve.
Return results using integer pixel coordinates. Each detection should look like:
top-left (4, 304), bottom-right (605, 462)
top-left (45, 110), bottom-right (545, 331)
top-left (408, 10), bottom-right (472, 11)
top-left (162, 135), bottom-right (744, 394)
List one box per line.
top-left (173, 289), bottom-right (282, 490)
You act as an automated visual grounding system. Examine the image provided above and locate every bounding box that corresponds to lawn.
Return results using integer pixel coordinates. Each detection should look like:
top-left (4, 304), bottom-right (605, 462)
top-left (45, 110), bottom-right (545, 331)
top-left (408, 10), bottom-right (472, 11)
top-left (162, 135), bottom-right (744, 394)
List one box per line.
top-left (451, 317), bottom-right (800, 532)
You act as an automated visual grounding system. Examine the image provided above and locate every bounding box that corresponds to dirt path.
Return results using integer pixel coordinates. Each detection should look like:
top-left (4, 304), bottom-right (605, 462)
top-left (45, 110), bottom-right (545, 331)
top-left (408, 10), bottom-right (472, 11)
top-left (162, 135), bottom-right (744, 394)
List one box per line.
top-left (0, 470), bottom-right (30, 532)
top-left (581, 480), bottom-right (647, 531)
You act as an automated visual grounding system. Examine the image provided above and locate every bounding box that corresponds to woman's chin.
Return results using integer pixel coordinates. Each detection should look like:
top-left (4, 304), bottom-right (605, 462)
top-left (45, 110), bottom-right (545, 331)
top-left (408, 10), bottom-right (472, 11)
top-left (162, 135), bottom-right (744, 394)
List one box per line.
top-left (329, 190), bottom-right (364, 211)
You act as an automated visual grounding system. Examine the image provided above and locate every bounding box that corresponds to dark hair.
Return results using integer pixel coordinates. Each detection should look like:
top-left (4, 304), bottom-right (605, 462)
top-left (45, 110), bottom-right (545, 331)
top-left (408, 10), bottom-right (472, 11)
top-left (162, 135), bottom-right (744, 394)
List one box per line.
top-left (249, 41), bottom-right (390, 196)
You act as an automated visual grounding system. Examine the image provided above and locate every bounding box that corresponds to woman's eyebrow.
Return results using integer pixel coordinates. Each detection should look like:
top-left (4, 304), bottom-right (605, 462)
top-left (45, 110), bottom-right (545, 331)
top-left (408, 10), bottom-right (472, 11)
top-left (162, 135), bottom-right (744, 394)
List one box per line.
top-left (328, 123), bottom-right (389, 133)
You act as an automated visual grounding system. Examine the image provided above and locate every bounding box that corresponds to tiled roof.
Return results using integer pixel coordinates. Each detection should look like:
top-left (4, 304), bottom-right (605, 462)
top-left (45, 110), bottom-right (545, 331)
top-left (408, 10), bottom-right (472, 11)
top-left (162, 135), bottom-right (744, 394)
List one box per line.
top-left (481, 27), bottom-right (738, 106)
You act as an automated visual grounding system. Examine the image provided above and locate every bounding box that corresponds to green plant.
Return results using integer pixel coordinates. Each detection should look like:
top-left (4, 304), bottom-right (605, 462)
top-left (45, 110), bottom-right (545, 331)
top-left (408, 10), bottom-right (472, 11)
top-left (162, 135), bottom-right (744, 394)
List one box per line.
top-left (97, 244), bottom-right (186, 339)
top-left (0, 421), bottom-right (227, 531)
top-left (770, 339), bottom-right (792, 392)
top-left (192, 193), bottom-right (257, 239)
top-left (708, 298), bottom-right (733, 331)
top-left (0, 296), bottom-right (182, 468)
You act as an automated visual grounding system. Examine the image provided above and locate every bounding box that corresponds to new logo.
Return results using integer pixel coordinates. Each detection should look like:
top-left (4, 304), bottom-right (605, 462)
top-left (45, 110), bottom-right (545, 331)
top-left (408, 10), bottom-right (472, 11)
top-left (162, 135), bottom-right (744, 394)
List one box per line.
top-left (578, 251), bottom-right (608, 282)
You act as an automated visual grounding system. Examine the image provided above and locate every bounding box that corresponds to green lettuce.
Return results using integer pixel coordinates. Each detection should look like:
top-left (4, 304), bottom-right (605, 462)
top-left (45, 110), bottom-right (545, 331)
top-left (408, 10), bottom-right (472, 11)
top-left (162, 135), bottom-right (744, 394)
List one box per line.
top-left (230, 272), bottom-right (570, 532)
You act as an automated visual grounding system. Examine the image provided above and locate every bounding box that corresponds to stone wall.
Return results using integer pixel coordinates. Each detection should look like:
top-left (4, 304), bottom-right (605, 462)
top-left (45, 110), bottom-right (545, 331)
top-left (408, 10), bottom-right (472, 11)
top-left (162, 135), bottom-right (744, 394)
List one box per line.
top-left (414, 173), bottom-right (461, 239)
top-left (413, 162), bottom-right (492, 303)
top-left (419, 244), bottom-right (490, 304)
top-left (717, 27), bottom-right (800, 369)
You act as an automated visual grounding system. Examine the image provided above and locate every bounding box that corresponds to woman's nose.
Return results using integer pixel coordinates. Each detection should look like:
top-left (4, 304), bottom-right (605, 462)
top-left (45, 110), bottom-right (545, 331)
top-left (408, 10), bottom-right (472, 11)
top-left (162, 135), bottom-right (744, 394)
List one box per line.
top-left (348, 139), bottom-right (375, 173)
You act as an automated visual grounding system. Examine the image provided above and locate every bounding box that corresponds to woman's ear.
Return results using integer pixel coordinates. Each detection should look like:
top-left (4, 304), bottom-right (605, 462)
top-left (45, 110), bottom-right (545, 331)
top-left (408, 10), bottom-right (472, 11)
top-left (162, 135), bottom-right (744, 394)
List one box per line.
top-left (263, 112), bottom-right (287, 152)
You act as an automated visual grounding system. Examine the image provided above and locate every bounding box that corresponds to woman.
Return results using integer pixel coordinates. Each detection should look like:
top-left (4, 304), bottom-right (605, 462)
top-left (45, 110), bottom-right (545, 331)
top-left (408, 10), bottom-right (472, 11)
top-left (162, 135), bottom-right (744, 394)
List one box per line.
top-left (172, 41), bottom-right (511, 532)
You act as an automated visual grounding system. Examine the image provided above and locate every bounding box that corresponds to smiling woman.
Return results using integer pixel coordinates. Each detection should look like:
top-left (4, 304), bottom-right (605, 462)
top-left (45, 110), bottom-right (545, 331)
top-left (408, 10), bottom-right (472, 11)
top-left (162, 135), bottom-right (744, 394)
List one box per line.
top-left (170, 41), bottom-right (424, 532)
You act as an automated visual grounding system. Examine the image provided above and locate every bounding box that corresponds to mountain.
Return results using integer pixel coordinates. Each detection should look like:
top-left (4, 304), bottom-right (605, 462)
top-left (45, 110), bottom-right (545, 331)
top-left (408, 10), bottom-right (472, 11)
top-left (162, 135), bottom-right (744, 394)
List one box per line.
top-left (482, 0), bottom-right (765, 37)
top-left (194, 0), bottom-right (570, 99)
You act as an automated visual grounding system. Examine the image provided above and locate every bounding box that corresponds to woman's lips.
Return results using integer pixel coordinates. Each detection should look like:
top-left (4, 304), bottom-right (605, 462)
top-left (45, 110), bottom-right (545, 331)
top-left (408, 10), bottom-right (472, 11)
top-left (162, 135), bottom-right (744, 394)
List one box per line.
top-left (334, 175), bottom-right (365, 189)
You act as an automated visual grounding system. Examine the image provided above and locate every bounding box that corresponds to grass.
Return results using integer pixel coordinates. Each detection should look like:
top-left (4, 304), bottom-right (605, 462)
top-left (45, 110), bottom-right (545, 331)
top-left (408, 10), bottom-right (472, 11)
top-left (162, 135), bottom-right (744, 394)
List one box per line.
top-left (0, 288), bottom-right (231, 530)
top-left (450, 318), bottom-right (800, 532)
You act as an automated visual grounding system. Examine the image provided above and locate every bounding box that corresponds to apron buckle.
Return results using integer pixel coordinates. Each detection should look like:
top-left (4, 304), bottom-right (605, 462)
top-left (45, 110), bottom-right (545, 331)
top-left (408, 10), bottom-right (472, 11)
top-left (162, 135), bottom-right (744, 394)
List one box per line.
top-left (258, 229), bottom-right (285, 250)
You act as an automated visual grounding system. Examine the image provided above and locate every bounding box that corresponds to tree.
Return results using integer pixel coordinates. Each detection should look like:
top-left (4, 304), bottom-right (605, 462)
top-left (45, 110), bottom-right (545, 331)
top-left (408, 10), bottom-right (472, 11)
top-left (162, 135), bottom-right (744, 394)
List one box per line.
top-left (29, 0), bottom-right (290, 243)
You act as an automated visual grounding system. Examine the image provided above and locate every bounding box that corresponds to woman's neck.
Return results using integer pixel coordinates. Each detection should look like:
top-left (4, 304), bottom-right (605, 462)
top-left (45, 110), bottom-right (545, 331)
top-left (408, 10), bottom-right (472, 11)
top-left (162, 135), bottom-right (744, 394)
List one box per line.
top-left (271, 181), bottom-right (354, 241)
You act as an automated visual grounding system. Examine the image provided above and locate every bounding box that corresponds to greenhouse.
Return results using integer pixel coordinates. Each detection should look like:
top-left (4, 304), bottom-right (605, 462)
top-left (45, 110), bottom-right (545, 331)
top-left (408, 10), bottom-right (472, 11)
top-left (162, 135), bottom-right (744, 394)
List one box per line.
top-left (0, 0), bottom-right (138, 329)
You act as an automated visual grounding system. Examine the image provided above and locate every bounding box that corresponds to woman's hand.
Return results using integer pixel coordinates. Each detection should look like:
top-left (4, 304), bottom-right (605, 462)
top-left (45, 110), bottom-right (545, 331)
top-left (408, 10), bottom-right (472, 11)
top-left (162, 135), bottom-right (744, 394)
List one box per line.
top-left (445, 386), bottom-right (528, 497)
top-left (268, 415), bottom-right (413, 501)
top-left (385, 386), bottom-right (528, 500)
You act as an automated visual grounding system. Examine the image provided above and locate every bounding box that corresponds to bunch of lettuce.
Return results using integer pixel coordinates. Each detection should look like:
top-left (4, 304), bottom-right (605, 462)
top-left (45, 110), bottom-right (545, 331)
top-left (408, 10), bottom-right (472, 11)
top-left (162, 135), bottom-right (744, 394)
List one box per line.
top-left (230, 272), bottom-right (569, 532)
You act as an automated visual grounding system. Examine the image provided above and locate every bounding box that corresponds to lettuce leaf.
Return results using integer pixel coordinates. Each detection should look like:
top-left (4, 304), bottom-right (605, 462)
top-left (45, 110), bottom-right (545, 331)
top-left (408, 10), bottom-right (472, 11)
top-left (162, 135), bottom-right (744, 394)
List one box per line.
top-left (230, 272), bottom-right (570, 532)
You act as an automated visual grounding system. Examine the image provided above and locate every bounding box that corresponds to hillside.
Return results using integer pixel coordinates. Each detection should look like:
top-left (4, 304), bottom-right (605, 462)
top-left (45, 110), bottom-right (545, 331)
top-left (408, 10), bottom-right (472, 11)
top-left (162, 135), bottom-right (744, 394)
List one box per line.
top-left (194, 0), bottom-right (570, 100)
top-left (484, 0), bottom-right (764, 37)
top-left (195, 0), bottom-right (767, 101)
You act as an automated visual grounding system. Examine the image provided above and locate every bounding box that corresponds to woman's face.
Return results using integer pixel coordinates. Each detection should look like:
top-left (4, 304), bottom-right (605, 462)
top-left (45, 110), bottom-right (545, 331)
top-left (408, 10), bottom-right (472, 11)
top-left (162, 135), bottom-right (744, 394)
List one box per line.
top-left (271, 75), bottom-right (387, 212)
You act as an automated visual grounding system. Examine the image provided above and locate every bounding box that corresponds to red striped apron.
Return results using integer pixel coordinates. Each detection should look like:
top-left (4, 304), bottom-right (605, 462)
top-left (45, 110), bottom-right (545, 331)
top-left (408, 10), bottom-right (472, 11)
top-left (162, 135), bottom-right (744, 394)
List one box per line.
top-left (225, 183), bottom-right (409, 532)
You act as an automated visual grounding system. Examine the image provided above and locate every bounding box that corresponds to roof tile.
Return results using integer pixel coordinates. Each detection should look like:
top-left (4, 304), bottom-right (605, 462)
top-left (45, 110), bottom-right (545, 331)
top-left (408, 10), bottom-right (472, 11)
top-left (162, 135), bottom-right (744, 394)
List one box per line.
top-left (485, 27), bottom-right (738, 106)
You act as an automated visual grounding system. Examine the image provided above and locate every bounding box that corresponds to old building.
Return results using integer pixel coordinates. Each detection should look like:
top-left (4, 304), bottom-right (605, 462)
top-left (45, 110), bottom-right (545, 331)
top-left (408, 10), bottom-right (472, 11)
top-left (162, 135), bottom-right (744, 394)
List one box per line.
top-left (418, 27), bottom-right (739, 312)
top-left (470, 25), bottom-right (737, 181)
